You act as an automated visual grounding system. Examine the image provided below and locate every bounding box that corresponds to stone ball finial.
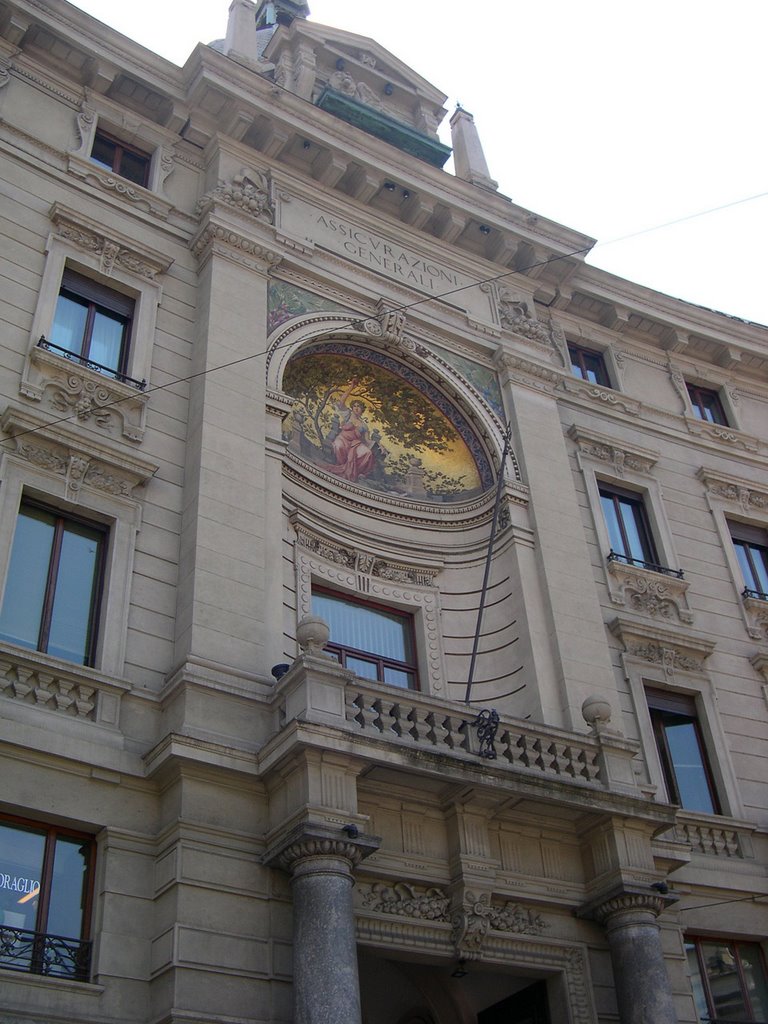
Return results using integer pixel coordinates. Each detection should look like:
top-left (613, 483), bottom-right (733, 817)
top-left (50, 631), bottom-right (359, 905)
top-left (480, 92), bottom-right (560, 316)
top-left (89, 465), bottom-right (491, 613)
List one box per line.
top-left (296, 615), bottom-right (330, 655)
top-left (581, 694), bottom-right (612, 732)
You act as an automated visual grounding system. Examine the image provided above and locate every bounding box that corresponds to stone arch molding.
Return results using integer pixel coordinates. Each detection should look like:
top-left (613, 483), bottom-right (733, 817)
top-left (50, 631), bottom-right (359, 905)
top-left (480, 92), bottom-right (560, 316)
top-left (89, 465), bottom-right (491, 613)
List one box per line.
top-left (267, 311), bottom-right (517, 512)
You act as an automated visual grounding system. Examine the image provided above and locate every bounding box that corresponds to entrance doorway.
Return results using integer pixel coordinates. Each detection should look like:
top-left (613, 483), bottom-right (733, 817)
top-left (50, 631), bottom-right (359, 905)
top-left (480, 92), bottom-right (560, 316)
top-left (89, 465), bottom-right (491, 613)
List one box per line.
top-left (478, 980), bottom-right (551, 1024)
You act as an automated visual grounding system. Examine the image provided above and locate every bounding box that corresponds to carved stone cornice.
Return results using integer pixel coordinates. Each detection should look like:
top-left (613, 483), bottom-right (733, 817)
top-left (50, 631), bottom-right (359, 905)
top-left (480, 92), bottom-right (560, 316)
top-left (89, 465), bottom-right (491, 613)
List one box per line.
top-left (49, 203), bottom-right (173, 281)
top-left (294, 520), bottom-right (439, 586)
top-left (686, 416), bottom-right (760, 454)
top-left (609, 618), bottom-right (714, 677)
top-left (559, 374), bottom-right (641, 416)
top-left (607, 560), bottom-right (692, 625)
top-left (264, 823), bottom-right (380, 875)
top-left (569, 425), bottom-right (658, 477)
top-left (495, 350), bottom-right (560, 394)
top-left (0, 407), bottom-right (158, 502)
top-left (698, 467), bottom-right (768, 517)
top-left (191, 221), bottom-right (283, 274)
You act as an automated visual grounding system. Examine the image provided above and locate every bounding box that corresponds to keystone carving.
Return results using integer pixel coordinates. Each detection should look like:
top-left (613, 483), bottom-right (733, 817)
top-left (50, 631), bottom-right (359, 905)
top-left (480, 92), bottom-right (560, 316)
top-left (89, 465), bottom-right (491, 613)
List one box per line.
top-left (496, 287), bottom-right (551, 345)
top-left (451, 891), bottom-right (547, 960)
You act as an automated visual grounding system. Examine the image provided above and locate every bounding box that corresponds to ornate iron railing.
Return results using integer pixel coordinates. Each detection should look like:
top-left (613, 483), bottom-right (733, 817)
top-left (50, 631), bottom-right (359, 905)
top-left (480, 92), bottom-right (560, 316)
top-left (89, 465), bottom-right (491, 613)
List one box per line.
top-left (37, 336), bottom-right (146, 390)
top-left (742, 586), bottom-right (768, 601)
top-left (607, 550), bottom-right (685, 579)
top-left (0, 924), bottom-right (91, 981)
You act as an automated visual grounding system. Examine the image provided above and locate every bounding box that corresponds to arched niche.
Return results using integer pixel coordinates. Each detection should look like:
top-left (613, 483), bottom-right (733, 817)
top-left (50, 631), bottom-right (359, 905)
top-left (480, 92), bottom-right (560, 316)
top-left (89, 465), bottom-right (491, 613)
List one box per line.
top-left (267, 314), bottom-right (514, 514)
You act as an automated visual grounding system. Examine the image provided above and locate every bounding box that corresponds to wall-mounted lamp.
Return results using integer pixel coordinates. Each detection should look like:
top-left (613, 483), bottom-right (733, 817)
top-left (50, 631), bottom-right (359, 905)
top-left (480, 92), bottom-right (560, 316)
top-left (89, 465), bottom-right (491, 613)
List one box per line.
top-left (302, 139), bottom-right (311, 150)
top-left (451, 960), bottom-right (468, 979)
top-left (402, 189), bottom-right (411, 200)
top-left (384, 82), bottom-right (394, 96)
top-left (384, 181), bottom-right (396, 191)
top-left (271, 664), bottom-right (290, 681)
top-left (479, 224), bottom-right (491, 235)
top-left (335, 58), bottom-right (346, 70)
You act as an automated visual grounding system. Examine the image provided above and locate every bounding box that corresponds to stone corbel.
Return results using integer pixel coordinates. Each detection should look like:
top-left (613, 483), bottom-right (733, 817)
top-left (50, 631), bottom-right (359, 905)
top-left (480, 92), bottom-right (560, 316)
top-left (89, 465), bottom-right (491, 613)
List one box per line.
top-left (609, 618), bottom-right (714, 678)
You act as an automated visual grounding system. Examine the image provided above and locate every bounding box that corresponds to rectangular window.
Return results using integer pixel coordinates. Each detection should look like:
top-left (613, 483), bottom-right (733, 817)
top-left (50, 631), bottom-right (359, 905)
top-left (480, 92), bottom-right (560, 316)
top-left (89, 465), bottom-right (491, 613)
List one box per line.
top-left (730, 523), bottom-right (768, 600)
top-left (90, 129), bottom-right (150, 187)
top-left (568, 342), bottom-right (611, 387)
top-left (0, 814), bottom-right (94, 981)
top-left (599, 484), bottom-right (659, 568)
top-left (0, 502), bottom-right (106, 666)
top-left (686, 937), bottom-right (768, 1023)
top-left (646, 689), bottom-right (719, 814)
top-left (312, 588), bottom-right (418, 689)
top-left (687, 383), bottom-right (728, 426)
top-left (48, 269), bottom-right (134, 379)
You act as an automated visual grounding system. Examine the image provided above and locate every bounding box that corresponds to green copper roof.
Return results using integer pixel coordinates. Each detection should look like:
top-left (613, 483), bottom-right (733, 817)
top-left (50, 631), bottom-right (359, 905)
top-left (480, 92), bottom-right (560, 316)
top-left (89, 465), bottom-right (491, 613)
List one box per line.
top-left (316, 87), bottom-right (451, 168)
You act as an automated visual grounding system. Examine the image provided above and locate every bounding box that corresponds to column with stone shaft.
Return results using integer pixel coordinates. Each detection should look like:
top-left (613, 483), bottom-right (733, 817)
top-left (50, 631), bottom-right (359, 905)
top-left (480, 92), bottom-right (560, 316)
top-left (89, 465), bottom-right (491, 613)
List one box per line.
top-left (267, 825), bottom-right (379, 1024)
top-left (594, 891), bottom-right (678, 1024)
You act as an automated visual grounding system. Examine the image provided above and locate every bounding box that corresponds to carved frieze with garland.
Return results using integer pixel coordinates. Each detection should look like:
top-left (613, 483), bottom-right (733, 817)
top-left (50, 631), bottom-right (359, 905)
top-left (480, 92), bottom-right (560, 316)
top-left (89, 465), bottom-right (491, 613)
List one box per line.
top-left (357, 881), bottom-right (450, 921)
top-left (606, 560), bottom-right (692, 625)
top-left (569, 425), bottom-right (658, 478)
top-left (196, 167), bottom-right (275, 224)
top-left (609, 618), bottom-right (714, 679)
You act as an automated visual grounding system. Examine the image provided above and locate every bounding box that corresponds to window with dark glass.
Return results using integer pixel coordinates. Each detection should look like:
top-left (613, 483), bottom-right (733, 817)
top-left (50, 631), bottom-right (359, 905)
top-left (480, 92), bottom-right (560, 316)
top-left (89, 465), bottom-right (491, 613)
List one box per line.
top-left (312, 589), bottom-right (418, 689)
top-left (48, 269), bottom-right (133, 378)
top-left (730, 522), bottom-right (768, 600)
top-left (686, 937), bottom-right (768, 1023)
top-left (567, 342), bottom-right (611, 387)
top-left (90, 129), bottom-right (150, 187)
top-left (599, 484), bottom-right (659, 568)
top-left (0, 815), bottom-right (94, 981)
top-left (646, 689), bottom-right (720, 814)
top-left (0, 502), bottom-right (106, 666)
top-left (687, 383), bottom-right (729, 426)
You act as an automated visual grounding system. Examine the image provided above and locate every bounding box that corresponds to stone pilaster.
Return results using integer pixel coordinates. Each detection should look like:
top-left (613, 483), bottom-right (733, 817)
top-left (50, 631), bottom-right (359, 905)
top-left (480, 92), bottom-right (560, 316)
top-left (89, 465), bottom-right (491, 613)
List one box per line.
top-left (266, 824), bottom-right (379, 1024)
top-left (589, 889), bottom-right (678, 1024)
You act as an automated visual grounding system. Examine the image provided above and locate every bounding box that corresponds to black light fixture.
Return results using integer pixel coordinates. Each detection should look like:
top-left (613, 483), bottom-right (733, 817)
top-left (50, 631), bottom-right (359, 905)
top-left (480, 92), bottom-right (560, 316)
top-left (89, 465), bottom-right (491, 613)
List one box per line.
top-left (402, 189), bottom-right (410, 199)
top-left (651, 881), bottom-right (669, 895)
top-left (302, 139), bottom-right (311, 150)
top-left (341, 823), bottom-right (360, 838)
top-left (384, 181), bottom-right (396, 191)
top-left (384, 82), bottom-right (394, 96)
top-left (451, 960), bottom-right (468, 979)
top-left (335, 57), bottom-right (346, 70)
top-left (271, 663), bottom-right (290, 681)
top-left (479, 224), bottom-right (491, 235)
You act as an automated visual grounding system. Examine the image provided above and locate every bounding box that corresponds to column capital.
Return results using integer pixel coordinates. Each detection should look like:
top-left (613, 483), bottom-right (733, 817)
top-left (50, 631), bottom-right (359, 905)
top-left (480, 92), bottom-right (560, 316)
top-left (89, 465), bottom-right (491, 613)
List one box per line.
top-left (264, 822), bottom-right (380, 876)
top-left (579, 884), bottom-right (677, 926)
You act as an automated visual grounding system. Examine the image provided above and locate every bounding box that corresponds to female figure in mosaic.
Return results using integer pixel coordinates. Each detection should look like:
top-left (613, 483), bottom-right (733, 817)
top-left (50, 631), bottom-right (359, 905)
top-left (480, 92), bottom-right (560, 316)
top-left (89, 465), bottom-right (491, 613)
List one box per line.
top-left (327, 379), bottom-right (375, 482)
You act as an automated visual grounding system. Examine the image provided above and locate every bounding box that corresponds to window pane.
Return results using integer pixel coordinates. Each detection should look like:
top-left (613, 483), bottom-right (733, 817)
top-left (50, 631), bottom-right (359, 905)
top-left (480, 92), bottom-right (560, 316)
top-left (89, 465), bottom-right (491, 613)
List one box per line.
top-left (346, 655), bottom-right (378, 680)
top-left (313, 592), bottom-right (411, 661)
top-left (663, 718), bottom-right (716, 814)
top-left (119, 148), bottom-right (149, 186)
top-left (46, 836), bottom-right (89, 941)
top-left (47, 521), bottom-right (102, 664)
top-left (0, 507), bottom-right (55, 651)
top-left (0, 823), bottom-right (45, 932)
top-left (600, 494), bottom-right (626, 555)
top-left (383, 666), bottom-right (414, 689)
top-left (90, 133), bottom-right (116, 170)
top-left (700, 941), bottom-right (750, 1020)
top-left (740, 944), bottom-right (768, 1020)
top-left (685, 943), bottom-right (711, 1023)
top-left (51, 294), bottom-right (88, 355)
top-left (88, 310), bottom-right (125, 371)
top-left (618, 498), bottom-right (648, 562)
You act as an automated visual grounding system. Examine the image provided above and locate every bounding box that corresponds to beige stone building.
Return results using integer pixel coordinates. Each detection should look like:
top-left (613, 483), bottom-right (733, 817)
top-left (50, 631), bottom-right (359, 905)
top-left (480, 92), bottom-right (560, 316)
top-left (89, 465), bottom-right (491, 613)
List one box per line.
top-left (0, 1), bottom-right (766, 1022)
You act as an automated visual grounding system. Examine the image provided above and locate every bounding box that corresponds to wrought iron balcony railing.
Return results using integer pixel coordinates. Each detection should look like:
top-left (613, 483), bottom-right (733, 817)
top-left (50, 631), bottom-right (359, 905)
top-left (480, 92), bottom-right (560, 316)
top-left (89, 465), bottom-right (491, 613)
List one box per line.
top-left (742, 586), bottom-right (768, 601)
top-left (0, 924), bottom-right (91, 981)
top-left (607, 550), bottom-right (685, 579)
top-left (37, 336), bottom-right (147, 390)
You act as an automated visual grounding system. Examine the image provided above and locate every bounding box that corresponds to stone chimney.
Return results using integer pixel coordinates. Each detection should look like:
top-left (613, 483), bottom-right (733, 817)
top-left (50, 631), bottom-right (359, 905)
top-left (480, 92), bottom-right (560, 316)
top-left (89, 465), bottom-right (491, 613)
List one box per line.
top-left (449, 106), bottom-right (498, 192)
top-left (224, 0), bottom-right (310, 64)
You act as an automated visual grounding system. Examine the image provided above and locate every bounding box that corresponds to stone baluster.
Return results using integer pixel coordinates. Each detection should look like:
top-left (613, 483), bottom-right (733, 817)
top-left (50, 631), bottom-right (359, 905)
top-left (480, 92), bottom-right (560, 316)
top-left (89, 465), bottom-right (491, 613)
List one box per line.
top-left (593, 891), bottom-right (678, 1024)
top-left (267, 825), bottom-right (379, 1024)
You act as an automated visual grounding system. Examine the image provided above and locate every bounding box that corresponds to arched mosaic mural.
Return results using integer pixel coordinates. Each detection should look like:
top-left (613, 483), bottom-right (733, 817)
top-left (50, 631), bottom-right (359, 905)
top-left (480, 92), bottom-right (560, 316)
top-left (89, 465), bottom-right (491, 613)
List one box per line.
top-left (282, 343), bottom-right (493, 503)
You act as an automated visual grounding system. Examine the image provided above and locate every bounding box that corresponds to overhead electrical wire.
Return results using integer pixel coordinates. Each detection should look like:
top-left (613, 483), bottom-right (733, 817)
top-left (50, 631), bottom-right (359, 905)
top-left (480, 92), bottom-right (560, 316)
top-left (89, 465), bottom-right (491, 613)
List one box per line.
top-left (1, 187), bottom-right (766, 451)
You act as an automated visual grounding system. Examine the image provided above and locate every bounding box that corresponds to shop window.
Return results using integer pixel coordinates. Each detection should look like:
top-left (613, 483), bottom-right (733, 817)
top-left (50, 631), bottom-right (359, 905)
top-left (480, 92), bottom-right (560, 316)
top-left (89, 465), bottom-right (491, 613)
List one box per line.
top-left (686, 937), bottom-right (768, 1023)
top-left (0, 501), bottom-right (106, 666)
top-left (730, 523), bottom-right (768, 600)
top-left (45, 269), bottom-right (135, 382)
top-left (90, 129), bottom-right (150, 187)
top-left (0, 815), bottom-right (94, 981)
top-left (567, 342), bottom-right (611, 388)
top-left (312, 588), bottom-right (418, 689)
top-left (646, 689), bottom-right (720, 814)
top-left (687, 383), bottom-right (729, 426)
